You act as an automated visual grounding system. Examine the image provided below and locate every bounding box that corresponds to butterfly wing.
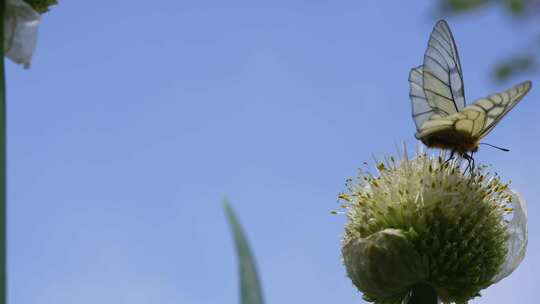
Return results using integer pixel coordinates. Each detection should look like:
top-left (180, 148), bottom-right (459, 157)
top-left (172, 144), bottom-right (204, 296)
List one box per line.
top-left (468, 81), bottom-right (532, 139)
top-left (409, 66), bottom-right (435, 130)
top-left (417, 81), bottom-right (532, 140)
top-left (423, 20), bottom-right (466, 114)
top-left (409, 20), bottom-right (466, 132)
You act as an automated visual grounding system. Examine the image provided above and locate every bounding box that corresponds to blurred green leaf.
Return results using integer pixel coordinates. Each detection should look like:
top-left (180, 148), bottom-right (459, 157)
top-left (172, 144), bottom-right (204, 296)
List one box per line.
top-left (440, 0), bottom-right (531, 14)
top-left (504, 0), bottom-right (526, 14)
top-left (225, 201), bottom-right (265, 304)
top-left (440, 0), bottom-right (490, 13)
top-left (494, 54), bottom-right (536, 81)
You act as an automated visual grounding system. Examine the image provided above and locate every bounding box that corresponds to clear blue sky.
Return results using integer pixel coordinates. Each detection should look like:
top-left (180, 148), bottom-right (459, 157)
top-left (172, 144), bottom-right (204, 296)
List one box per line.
top-left (6, 1), bottom-right (540, 303)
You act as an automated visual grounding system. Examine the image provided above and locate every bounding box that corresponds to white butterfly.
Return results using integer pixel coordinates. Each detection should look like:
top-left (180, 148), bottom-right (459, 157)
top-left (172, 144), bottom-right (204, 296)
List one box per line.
top-left (409, 20), bottom-right (532, 162)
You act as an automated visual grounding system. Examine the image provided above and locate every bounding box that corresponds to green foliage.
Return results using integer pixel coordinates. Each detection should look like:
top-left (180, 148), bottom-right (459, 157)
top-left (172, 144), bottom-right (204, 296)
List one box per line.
top-left (494, 55), bottom-right (536, 81)
top-left (442, 0), bottom-right (490, 12)
top-left (504, 0), bottom-right (526, 14)
top-left (225, 201), bottom-right (265, 304)
top-left (439, 0), bottom-right (528, 14)
top-left (23, 0), bottom-right (57, 14)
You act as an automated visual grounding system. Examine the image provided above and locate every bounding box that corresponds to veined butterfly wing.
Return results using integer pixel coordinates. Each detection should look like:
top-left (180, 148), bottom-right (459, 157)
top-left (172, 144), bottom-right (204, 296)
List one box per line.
top-left (409, 20), bottom-right (466, 132)
top-left (416, 81), bottom-right (532, 140)
top-left (423, 20), bottom-right (466, 114)
top-left (470, 81), bottom-right (532, 138)
top-left (409, 66), bottom-right (434, 130)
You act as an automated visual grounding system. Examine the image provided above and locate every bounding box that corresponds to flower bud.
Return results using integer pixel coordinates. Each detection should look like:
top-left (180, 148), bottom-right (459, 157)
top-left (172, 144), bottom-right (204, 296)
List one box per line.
top-left (342, 228), bottom-right (427, 303)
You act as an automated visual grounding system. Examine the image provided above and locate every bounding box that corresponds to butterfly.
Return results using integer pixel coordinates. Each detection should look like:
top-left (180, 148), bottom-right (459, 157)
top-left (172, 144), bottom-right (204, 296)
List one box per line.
top-left (409, 20), bottom-right (532, 170)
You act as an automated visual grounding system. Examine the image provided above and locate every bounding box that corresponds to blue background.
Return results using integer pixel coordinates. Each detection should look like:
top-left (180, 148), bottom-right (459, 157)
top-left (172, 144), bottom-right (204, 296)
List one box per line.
top-left (7, 1), bottom-right (540, 303)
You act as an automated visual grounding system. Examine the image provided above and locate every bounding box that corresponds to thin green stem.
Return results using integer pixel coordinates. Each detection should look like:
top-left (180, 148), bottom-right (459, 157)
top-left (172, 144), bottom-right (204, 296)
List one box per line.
top-left (0, 1), bottom-right (6, 304)
top-left (408, 283), bottom-right (438, 304)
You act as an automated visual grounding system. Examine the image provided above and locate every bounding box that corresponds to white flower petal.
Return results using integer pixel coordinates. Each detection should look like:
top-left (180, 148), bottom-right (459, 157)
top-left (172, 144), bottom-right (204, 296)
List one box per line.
top-left (4, 0), bottom-right (40, 68)
top-left (492, 190), bottom-right (528, 283)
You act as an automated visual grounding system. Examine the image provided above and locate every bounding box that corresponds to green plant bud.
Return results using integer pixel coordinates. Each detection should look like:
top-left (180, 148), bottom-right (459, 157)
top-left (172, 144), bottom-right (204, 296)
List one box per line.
top-left (342, 228), bottom-right (427, 303)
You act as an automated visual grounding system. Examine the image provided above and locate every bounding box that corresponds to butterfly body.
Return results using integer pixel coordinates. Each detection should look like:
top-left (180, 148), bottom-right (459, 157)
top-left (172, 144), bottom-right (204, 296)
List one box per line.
top-left (409, 20), bottom-right (532, 159)
top-left (416, 125), bottom-right (479, 153)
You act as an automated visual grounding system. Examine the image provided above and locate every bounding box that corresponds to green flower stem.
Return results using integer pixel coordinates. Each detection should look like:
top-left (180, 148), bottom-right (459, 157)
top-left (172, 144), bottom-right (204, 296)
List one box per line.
top-left (0, 1), bottom-right (6, 304)
top-left (409, 283), bottom-right (438, 304)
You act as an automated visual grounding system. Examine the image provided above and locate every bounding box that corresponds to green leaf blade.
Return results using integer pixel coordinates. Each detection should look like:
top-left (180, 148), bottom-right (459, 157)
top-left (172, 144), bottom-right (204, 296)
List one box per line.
top-left (224, 201), bottom-right (265, 304)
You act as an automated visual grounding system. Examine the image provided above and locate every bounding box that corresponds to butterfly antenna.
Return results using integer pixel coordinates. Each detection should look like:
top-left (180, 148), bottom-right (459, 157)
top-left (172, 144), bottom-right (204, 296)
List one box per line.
top-left (479, 143), bottom-right (510, 152)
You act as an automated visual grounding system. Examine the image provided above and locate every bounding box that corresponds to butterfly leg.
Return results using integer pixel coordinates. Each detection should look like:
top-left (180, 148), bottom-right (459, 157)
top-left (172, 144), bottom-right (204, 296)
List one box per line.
top-left (461, 152), bottom-right (472, 174)
top-left (470, 151), bottom-right (476, 174)
top-left (444, 150), bottom-right (455, 165)
top-left (461, 152), bottom-right (476, 175)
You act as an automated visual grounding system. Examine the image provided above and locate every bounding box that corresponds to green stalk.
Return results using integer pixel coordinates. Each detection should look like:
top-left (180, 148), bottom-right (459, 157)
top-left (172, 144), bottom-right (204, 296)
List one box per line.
top-left (408, 283), bottom-right (438, 304)
top-left (0, 1), bottom-right (6, 304)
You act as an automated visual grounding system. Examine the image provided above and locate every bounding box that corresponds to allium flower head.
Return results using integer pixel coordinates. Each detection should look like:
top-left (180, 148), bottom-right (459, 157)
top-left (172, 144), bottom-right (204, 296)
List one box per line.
top-left (339, 149), bottom-right (527, 304)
